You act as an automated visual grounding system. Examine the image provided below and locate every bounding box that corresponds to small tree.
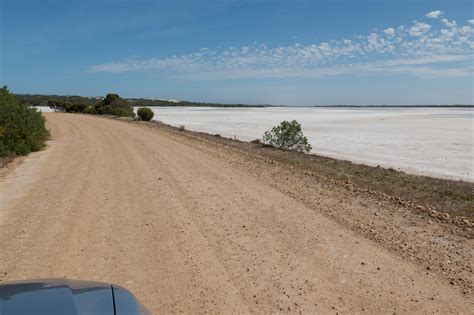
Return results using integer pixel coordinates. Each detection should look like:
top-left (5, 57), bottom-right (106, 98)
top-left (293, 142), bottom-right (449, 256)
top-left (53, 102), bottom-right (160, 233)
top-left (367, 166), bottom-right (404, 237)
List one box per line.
top-left (95, 93), bottom-right (135, 117)
top-left (262, 120), bottom-right (312, 152)
top-left (137, 107), bottom-right (154, 121)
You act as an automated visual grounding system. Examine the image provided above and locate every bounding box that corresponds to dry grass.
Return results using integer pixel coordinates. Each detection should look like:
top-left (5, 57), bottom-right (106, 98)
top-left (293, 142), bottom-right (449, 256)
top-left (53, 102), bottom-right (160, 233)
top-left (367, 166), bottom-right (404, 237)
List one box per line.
top-left (253, 146), bottom-right (473, 218)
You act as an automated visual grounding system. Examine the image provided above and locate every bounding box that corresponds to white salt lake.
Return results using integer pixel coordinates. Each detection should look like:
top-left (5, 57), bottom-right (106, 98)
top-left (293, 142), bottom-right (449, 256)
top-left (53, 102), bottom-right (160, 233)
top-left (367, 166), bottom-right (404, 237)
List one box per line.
top-left (38, 106), bottom-right (473, 181)
top-left (146, 106), bottom-right (473, 182)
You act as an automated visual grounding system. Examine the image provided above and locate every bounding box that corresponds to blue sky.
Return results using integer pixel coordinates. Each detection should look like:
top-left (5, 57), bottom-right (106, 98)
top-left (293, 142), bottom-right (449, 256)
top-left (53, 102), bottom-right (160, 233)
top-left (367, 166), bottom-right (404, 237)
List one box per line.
top-left (1, 0), bottom-right (473, 105)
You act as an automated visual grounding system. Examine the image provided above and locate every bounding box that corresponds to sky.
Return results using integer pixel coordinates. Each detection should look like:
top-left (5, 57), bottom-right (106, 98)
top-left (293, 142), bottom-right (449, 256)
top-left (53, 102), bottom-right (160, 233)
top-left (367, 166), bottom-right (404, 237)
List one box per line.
top-left (1, 0), bottom-right (473, 105)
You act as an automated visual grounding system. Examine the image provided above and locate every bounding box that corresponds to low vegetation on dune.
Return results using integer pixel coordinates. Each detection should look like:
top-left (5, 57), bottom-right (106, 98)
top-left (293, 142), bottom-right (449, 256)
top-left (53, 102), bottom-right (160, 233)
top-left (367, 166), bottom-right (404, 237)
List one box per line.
top-left (0, 87), bottom-right (50, 157)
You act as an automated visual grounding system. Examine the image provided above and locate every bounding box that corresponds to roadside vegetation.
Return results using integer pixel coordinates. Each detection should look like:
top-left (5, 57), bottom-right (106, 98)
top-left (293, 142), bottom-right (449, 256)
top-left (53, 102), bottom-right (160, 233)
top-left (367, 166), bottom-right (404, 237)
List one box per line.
top-left (48, 93), bottom-right (135, 118)
top-left (44, 93), bottom-right (157, 121)
top-left (137, 107), bottom-right (154, 121)
top-left (0, 87), bottom-right (50, 157)
top-left (262, 120), bottom-right (312, 153)
top-left (95, 94), bottom-right (135, 117)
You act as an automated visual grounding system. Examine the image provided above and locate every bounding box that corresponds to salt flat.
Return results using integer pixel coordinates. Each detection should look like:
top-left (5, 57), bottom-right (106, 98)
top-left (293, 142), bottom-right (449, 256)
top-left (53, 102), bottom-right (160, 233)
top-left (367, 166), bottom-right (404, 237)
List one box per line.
top-left (144, 107), bottom-right (473, 181)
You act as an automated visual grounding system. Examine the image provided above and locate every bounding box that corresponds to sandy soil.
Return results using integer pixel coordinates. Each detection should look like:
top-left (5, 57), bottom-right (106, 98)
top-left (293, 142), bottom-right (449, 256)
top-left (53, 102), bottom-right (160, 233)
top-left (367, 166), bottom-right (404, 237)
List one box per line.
top-left (0, 113), bottom-right (472, 313)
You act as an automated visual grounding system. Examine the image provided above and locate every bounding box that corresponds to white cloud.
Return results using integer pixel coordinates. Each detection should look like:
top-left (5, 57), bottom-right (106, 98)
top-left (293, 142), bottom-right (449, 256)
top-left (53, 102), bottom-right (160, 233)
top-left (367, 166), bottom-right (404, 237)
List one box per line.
top-left (468, 19), bottom-right (474, 25)
top-left (408, 22), bottom-right (431, 36)
top-left (459, 25), bottom-right (473, 34)
top-left (439, 28), bottom-right (456, 43)
top-left (383, 28), bottom-right (395, 36)
top-left (441, 18), bottom-right (457, 28)
top-left (89, 12), bottom-right (474, 80)
top-left (426, 10), bottom-right (443, 19)
top-left (368, 33), bottom-right (378, 45)
top-left (176, 56), bottom-right (473, 80)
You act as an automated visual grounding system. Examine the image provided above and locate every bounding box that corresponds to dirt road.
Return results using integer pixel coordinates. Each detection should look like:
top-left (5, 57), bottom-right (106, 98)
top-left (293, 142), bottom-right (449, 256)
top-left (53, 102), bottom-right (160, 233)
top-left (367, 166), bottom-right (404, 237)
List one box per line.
top-left (0, 113), bottom-right (472, 313)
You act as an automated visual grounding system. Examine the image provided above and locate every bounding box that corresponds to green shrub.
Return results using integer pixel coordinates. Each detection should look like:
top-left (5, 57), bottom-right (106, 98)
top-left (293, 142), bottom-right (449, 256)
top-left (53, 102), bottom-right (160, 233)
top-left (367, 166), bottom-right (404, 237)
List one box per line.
top-left (95, 93), bottom-right (135, 117)
top-left (48, 100), bottom-right (87, 113)
top-left (137, 107), bottom-right (154, 121)
top-left (84, 106), bottom-right (97, 115)
top-left (0, 86), bottom-right (50, 157)
top-left (262, 120), bottom-right (312, 153)
top-left (65, 103), bottom-right (87, 113)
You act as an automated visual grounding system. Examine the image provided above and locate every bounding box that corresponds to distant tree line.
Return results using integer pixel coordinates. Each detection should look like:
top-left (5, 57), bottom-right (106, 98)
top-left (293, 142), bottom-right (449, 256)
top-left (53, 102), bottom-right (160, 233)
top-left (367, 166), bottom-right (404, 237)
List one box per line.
top-left (15, 94), bottom-right (267, 108)
top-left (127, 98), bottom-right (266, 108)
top-left (18, 94), bottom-right (98, 108)
top-left (19, 92), bottom-right (161, 121)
